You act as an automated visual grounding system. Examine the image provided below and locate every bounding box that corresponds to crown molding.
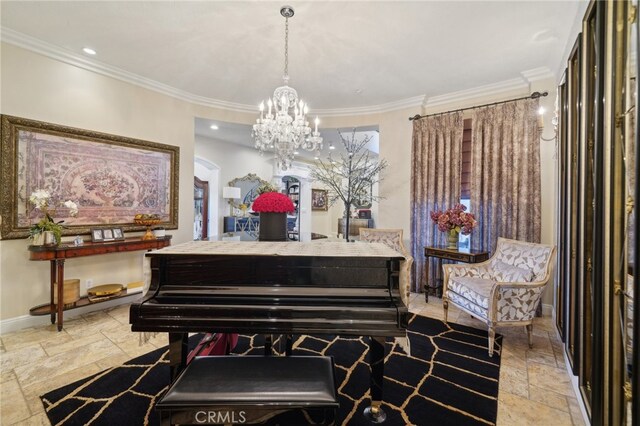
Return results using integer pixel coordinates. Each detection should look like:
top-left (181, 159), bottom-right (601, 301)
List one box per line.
top-left (1, 28), bottom-right (258, 113)
top-left (423, 78), bottom-right (528, 109)
top-left (314, 95), bottom-right (426, 117)
top-left (422, 67), bottom-right (554, 111)
top-left (1, 28), bottom-right (426, 117)
top-left (521, 67), bottom-right (555, 82)
top-left (2, 29), bottom-right (555, 118)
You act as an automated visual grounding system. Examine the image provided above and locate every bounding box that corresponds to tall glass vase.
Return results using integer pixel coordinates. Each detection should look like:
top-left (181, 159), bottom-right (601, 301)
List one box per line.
top-left (447, 230), bottom-right (459, 249)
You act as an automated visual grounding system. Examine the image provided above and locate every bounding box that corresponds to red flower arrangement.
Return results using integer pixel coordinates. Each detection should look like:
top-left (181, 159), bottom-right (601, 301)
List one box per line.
top-left (251, 191), bottom-right (295, 214)
top-left (430, 203), bottom-right (477, 235)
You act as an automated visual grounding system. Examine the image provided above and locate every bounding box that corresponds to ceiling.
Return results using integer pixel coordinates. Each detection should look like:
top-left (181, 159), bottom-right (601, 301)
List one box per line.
top-left (1, 1), bottom-right (584, 114)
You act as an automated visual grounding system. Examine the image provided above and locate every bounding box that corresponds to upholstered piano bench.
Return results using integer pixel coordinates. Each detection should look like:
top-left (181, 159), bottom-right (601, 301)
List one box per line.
top-left (156, 355), bottom-right (339, 425)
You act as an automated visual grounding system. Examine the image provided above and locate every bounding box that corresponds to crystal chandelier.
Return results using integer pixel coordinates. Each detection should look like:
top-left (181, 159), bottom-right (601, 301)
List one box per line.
top-left (252, 5), bottom-right (322, 170)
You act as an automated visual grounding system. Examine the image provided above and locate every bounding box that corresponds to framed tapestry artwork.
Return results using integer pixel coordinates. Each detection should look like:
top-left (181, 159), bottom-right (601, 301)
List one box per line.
top-left (311, 189), bottom-right (328, 211)
top-left (0, 115), bottom-right (180, 240)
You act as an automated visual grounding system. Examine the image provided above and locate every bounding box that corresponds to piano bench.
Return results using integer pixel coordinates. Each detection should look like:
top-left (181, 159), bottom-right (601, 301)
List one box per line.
top-left (156, 355), bottom-right (339, 425)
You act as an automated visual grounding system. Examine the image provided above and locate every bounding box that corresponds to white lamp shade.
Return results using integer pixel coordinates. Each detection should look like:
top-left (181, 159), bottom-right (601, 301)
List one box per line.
top-left (223, 186), bottom-right (241, 199)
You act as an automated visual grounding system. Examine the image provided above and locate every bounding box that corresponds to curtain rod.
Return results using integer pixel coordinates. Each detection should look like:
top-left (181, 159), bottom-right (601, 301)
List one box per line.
top-left (408, 91), bottom-right (548, 121)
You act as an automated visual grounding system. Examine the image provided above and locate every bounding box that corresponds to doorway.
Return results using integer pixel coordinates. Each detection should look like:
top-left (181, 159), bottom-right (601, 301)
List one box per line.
top-left (194, 177), bottom-right (209, 240)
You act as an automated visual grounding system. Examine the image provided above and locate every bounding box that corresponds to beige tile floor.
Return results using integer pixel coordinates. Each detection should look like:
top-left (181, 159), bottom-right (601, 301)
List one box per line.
top-left (0, 294), bottom-right (586, 425)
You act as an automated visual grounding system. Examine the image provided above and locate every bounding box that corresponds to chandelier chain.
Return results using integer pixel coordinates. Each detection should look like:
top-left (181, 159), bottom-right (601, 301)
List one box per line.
top-left (284, 16), bottom-right (289, 79)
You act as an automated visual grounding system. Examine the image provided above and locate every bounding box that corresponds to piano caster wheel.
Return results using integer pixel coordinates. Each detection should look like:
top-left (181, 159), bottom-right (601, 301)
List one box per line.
top-left (363, 405), bottom-right (387, 423)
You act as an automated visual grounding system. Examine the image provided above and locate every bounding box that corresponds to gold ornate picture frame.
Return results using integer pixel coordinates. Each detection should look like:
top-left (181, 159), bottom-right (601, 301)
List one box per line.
top-left (0, 115), bottom-right (180, 240)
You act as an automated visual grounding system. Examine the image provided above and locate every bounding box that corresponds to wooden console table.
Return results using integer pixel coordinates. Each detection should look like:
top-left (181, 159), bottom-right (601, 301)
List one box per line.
top-left (28, 236), bottom-right (171, 331)
top-left (337, 218), bottom-right (374, 238)
top-left (423, 245), bottom-right (489, 302)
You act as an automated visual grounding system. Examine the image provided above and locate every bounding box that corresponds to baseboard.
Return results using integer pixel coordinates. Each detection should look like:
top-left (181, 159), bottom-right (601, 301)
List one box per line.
top-left (563, 347), bottom-right (591, 424)
top-left (0, 295), bottom-right (141, 334)
top-left (542, 303), bottom-right (553, 317)
top-left (548, 306), bottom-right (590, 423)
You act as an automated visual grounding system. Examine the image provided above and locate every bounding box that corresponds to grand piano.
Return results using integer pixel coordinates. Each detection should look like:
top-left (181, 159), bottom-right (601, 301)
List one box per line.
top-left (130, 240), bottom-right (409, 423)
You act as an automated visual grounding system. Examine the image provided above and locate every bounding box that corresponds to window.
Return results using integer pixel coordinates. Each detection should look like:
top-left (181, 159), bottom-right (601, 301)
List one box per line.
top-left (459, 118), bottom-right (472, 249)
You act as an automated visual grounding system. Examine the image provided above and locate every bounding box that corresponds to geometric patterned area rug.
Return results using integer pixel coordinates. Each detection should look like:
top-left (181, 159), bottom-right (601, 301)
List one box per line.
top-left (41, 314), bottom-right (502, 425)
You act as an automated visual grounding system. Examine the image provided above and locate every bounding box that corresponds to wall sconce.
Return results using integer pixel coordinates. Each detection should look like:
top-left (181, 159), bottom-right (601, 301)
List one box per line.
top-left (222, 186), bottom-right (241, 216)
top-left (538, 105), bottom-right (558, 142)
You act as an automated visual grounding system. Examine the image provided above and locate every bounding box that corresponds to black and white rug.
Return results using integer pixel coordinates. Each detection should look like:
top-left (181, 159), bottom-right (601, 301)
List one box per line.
top-left (41, 314), bottom-right (502, 425)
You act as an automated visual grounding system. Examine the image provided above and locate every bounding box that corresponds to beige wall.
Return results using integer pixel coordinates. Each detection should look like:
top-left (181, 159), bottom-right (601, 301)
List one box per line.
top-left (0, 43), bottom-right (252, 324)
top-left (0, 41), bottom-right (558, 328)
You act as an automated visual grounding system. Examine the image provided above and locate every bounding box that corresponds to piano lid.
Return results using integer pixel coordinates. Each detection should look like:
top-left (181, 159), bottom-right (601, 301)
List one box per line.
top-left (145, 240), bottom-right (405, 259)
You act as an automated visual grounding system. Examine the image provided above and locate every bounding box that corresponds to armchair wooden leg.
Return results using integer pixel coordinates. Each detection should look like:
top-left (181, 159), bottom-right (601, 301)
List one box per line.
top-left (442, 299), bottom-right (449, 322)
top-left (488, 326), bottom-right (495, 357)
top-left (526, 324), bottom-right (533, 349)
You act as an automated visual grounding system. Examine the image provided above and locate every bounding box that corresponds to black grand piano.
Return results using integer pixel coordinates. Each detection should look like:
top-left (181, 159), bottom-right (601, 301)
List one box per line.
top-left (130, 240), bottom-right (409, 423)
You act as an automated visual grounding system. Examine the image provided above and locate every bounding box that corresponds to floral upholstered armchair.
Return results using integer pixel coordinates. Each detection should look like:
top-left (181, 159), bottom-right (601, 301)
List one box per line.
top-left (359, 228), bottom-right (413, 306)
top-left (442, 237), bottom-right (556, 356)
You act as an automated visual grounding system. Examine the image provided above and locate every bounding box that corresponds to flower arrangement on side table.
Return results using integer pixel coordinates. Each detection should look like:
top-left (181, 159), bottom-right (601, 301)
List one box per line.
top-left (28, 189), bottom-right (79, 245)
top-left (430, 203), bottom-right (478, 249)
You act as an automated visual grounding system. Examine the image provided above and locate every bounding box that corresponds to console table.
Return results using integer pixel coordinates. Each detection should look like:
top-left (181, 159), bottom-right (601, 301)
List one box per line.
top-left (28, 236), bottom-right (171, 331)
top-left (423, 245), bottom-right (490, 302)
top-left (223, 216), bottom-right (298, 234)
top-left (337, 218), bottom-right (374, 238)
top-left (223, 216), bottom-right (260, 233)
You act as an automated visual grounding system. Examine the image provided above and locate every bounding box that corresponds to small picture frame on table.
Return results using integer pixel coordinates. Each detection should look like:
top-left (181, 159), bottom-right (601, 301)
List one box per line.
top-left (102, 229), bottom-right (114, 240)
top-left (112, 228), bottom-right (124, 240)
top-left (91, 228), bottom-right (104, 242)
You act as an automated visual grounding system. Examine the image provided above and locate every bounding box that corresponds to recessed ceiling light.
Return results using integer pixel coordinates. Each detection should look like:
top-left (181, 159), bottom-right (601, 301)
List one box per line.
top-left (294, 150), bottom-right (299, 155)
top-left (329, 143), bottom-right (335, 150)
top-left (210, 124), bottom-right (219, 130)
top-left (82, 47), bottom-right (97, 55)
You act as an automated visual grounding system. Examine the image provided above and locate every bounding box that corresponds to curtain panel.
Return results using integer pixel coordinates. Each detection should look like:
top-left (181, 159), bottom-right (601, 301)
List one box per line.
top-left (470, 98), bottom-right (541, 252)
top-left (410, 112), bottom-right (464, 293)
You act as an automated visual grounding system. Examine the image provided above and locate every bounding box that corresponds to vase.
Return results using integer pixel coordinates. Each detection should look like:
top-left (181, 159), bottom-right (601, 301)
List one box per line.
top-left (43, 231), bottom-right (57, 246)
top-left (31, 232), bottom-right (45, 246)
top-left (447, 230), bottom-right (459, 249)
top-left (259, 212), bottom-right (287, 241)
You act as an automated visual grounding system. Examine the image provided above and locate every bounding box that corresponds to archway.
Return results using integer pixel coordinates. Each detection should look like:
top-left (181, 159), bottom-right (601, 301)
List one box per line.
top-left (194, 157), bottom-right (220, 238)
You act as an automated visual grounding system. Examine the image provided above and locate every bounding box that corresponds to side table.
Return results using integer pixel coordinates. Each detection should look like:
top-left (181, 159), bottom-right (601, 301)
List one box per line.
top-left (423, 246), bottom-right (490, 302)
top-left (28, 236), bottom-right (171, 331)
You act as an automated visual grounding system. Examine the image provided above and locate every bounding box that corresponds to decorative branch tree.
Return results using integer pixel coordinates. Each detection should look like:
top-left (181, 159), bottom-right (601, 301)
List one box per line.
top-left (310, 129), bottom-right (388, 240)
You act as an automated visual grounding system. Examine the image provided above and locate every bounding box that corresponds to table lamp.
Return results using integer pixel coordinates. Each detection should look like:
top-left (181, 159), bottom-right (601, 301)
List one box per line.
top-left (222, 186), bottom-right (241, 216)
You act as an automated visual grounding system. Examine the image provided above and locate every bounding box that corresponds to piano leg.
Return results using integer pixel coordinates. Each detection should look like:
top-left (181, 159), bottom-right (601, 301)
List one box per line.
top-left (264, 334), bottom-right (273, 355)
top-left (285, 334), bottom-right (293, 356)
top-left (363, 336), bottom-right (387, 423)
top-left (168, 332), bottom-right (188, 380)
top-left (266, 334), bottom-right (293, 356)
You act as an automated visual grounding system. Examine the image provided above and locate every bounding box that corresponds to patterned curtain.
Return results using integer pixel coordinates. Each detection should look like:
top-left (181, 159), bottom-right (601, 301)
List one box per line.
top-left (470, 98), bottom-right (541, 252)
top-left (410, 112), bottom-right (464, 293)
